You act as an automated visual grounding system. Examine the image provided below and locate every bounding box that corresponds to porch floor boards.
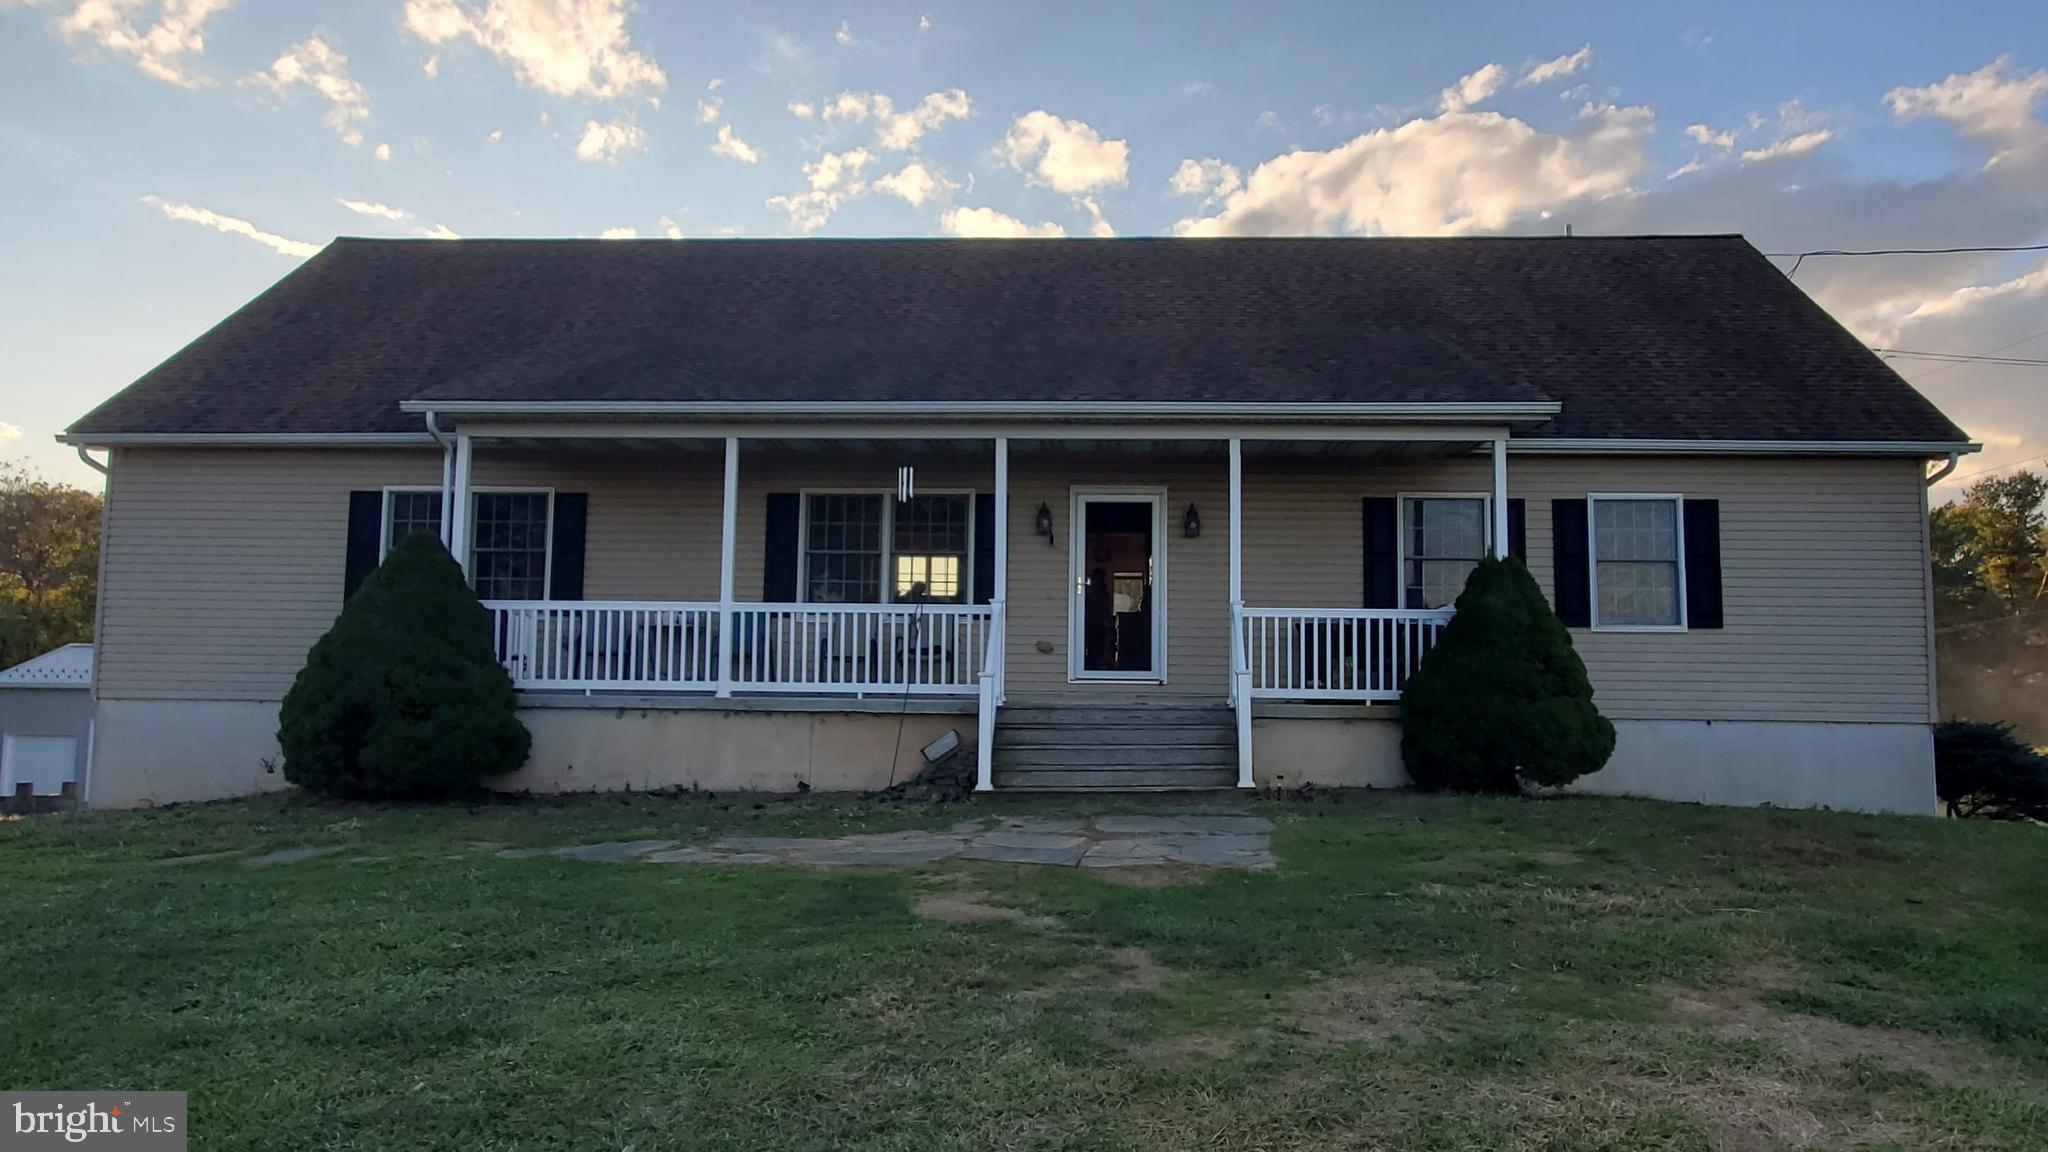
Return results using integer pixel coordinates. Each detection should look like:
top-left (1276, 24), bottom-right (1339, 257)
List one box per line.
top-left (991, 698), bottom-right (1239, 792)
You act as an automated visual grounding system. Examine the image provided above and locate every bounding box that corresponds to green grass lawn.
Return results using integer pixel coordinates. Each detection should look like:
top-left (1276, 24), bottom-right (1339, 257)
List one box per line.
top-left (4, 790), bottom-right (2045, 1151)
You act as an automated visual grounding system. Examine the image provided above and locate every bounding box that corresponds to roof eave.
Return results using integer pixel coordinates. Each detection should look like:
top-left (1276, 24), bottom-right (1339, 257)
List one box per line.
top-left (394, 399), bottom-right (1565, 422)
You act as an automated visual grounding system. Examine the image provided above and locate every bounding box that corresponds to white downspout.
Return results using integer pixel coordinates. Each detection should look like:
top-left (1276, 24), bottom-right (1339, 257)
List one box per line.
top-left (423, 411), bottom-right (455, 546)
top-left (1925, 452), bottom-right (1960, 488)
top-left (75, 445), bottom-right (109, 475)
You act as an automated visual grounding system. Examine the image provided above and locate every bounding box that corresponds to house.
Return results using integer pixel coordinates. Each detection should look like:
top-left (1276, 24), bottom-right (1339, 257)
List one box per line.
top-left (60, 236), bottom-right (1974, 813)
top-left (0, 643), bottom-right (94, 810)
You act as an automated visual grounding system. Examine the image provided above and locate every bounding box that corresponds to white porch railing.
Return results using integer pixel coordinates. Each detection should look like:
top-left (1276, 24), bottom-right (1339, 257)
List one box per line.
top-left (486, 601), bottom-right (994, 695)
top-left (1238, 607), bottom-right (1454, 701)
top-left (487, 601), bottom-right (722, 690)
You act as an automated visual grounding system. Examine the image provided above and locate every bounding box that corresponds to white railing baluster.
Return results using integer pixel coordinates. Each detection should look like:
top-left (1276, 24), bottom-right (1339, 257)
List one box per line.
top-left (1234, 607), bottom-right (1453, 703)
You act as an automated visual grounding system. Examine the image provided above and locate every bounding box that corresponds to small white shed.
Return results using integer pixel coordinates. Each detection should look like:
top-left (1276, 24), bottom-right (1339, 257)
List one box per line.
top-left (0, 643), bottom-right (94, 808)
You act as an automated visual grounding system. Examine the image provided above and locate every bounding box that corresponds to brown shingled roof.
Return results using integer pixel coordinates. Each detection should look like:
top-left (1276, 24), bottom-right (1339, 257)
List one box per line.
top-left (67, 235), bottom-right (1968, 444)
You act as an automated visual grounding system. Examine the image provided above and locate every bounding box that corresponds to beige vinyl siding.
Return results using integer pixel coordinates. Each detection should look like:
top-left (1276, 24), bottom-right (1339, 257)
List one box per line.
top-left (97, 447), bottom-right (721, 701)
top-left (1239, 454), bottom-right (1933, 724)
top-left (96, 446), bottom-right (1934, 724)
top-left (1002, 457), bottom-right (1229, 697)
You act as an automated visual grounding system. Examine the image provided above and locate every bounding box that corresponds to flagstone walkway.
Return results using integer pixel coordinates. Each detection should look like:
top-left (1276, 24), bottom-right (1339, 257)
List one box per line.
top-left (495, 813), bottom-right (1275, 870)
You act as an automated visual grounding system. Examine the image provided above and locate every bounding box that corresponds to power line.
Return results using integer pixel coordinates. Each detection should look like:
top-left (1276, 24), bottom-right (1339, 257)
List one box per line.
top-left (1770, 242), bottom-right (2048, 278)
top-left (1875, 347), bottom-right (2048, 366)
top-left (1899, 327), bottom-right (2048, 384)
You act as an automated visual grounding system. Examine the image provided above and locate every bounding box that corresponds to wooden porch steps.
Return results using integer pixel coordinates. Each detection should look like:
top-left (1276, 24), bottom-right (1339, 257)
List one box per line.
top-left (991, 700), bottom-right (1238, 792)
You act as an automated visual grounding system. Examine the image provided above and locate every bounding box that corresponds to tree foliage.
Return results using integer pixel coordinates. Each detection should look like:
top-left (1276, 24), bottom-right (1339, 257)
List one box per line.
top-left (0, 460), bottom-right (101, 670)
top-left (278, 535), bottom-right (530, 797)
top-left (1934, 720), bottom-right (2048, 821)
top-left (1400, 557), bottom-right (1616, 793)
top-left (1932, 470), bottom-right (2048, 617)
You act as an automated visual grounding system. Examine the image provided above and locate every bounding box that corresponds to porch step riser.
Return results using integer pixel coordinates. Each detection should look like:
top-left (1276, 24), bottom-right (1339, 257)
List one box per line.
top-left (995, 747), bottom-right (1236, 768)
top-left (994, 731), bottom-right (1235, 750)
top-left (992, 769), bottom-right (1238, 791)
top-left (996, 708), bottom-right (1233, 727)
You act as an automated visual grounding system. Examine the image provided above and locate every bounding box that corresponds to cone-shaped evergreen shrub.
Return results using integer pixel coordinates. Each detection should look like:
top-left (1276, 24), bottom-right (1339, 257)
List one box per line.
top-left (278, 534), bottom-right (530, 797)
top-left (1400, 556), bottom-right (1615, 793)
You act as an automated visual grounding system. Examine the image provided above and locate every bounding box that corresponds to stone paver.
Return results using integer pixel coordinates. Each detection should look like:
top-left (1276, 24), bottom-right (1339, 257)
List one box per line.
top-left (245, 846), bottom-right (345, 867)
top-left (553, 840), bottom-right (678, 862)
top-left (498, 812), bottom-right (1274, 874)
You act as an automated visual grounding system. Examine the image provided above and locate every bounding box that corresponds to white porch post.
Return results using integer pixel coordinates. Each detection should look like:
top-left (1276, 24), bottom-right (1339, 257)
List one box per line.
top-left (1491, 435), bottom-right (1509, 559)
top-left (451, 432), bottom-right (474, 579)
top-left (717, 436), bottom-right (739, 698)
top-left (978, 436), bottom-right (1009, 792)
top-left (1229, 437), bottom-right (1252, 789)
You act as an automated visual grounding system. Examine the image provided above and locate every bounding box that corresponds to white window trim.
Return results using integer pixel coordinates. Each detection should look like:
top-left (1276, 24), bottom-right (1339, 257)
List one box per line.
top-left (1586, 492), bottom-right (1688, 633)
top-left (795, 488), bottom-right (977, 605)
top-left (1396, 491), bottom-right (1493, 610)
top-left (381, 485), bottom-right (556, 600)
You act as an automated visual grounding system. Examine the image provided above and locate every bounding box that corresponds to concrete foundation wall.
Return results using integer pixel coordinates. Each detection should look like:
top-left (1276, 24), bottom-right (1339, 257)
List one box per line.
top-left (86, 697), bottom-right (969, 807)
top-left (508, 706), bottom-right (966, 794)
top-left (1249, 713), bottom-right (1936, 814)
top-left (90, 699), bottom-right (291, 808)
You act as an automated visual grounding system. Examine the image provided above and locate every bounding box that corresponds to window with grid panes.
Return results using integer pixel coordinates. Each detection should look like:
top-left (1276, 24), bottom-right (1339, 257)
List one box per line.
top-left (1592, 497), bottom-right (1682, 626)
top-left (891, 494), bottom-right (970, 602)
top-left (1403, 497), bottom-right (1487, 608)
top-left (470, 491), bottom-right (552, 600)
top-left (804, 494), bottom-right (885, 603)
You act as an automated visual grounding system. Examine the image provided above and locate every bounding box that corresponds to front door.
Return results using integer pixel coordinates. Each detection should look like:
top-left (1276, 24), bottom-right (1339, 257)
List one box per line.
top-left (1069, 491), bottom-right (1165, 681)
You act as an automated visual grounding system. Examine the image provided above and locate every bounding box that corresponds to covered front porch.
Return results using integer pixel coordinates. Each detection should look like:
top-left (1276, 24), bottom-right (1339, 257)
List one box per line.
top-left (421, 421), bottom-right (1525, 789)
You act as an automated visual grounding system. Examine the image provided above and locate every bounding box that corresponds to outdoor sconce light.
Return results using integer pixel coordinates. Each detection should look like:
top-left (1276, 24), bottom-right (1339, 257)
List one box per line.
top-left (1035, 502), bottom-right (1055, 544)
top-left (1183, 503), bottom-right (1201, 538)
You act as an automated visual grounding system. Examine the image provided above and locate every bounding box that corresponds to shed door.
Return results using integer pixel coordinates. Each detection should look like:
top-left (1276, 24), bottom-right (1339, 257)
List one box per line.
top-left (1, 734), bottom-right (77, 796)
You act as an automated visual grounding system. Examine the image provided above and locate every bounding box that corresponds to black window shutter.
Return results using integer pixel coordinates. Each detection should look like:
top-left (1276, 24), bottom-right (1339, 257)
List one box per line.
top-left (764, 493), bottom-right (801, 602)
top-left (1507, 499), bottom-right (1527, 563)
top-left (1362, 497), bottom-right (1398, 609)
top-left (1683, 498), bottom-right (1723, 629)
top-left (343, 490), bottom-right (382, 600)
top-left (972, 492), bottom-right (996, 605)
top-left (1551, 499), bottom-right (1591, 626)
top-left (548, 493), bottom-right (588, 601)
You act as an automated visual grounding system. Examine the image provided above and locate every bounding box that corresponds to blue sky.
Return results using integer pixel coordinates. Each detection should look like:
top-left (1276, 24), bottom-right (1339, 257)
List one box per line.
top-left (4, 1), bottom-right (2047, 495)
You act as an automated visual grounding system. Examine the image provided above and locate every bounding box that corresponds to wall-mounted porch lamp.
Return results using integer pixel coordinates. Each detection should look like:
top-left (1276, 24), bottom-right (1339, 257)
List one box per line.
top-left (1183, 503), bottom-right (1201, 539)
top-left (1035, 501), bottom-right (1054, 545)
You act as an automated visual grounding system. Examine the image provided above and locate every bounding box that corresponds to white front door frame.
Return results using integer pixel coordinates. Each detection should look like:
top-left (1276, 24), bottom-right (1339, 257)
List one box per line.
top-left (1068, 486), bottom-right (1169, 683)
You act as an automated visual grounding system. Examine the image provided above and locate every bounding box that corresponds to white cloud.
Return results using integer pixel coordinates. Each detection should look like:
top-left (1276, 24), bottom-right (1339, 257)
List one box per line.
top-left (660, 215), bottom-right (683, 239)
top-left (419, 223), bottom-right (461, 240)
top-left (835, 19), bottom-right (852, 45)
top-left (1170, 157), bottom-right (1242, 204)
top-left (1438, 63), bottom-right (1506, 113)
top-left (766, 147), bottom-right (872, 231)
top-left (1255, 109), bottom-right (1282, 132)
top-left (1183, 80), bottom-right (1214, 97)
top-left (823, 88), bottom-right (972, 150)
top-left (711, 123), bottom-right (760, 163)
top-left (998, 110), bottom-right (1129, 194)
top-left (374, 142), bottom-right (392, 161)
top-left (0, 422), bottom-right (22, 443)
top-left (1519, 44), bottom-right (1592, 87)
top-left (252, 35), bottom-right (371, 146)
top-left (598, 226), bottom-right (637, 239)
top-left (401, 0), bottom-right (666, 102)
top-left (575, 118), bottom-right (646, 163)
top-left (706, 76), bottom-right (722, 90)
top-left (486, 127), bottom-right (503, 143)
top-left (422, 53), bottom-right (440, 78)
top-left (697, 97), bottom-right (722, 123)
top-left (141, 195), bottom-right (321, 258)
top-left (338, 199), bottom-right (407, 222)
top-left (939, 206), bottom-right (1065, 238)
top-left (1886, 56), bottom-right (2048, 164)
top-left (918, 13), bottom-right (929, 30)
top-left (1078, 196), bottom-right (1115, 237)
top-left (789, 99), bottom-right (815, 119)
top-left (1685, 122), bottom-right (1737, 149)
top-left (12, 0), bottom-right (235, 87)
top-left (1738, 128), bottom-right (1833, 164)
top-left (1173, 100), bottom-right (1654, 237)
top-left (872, 160), bottom-right (956, 207)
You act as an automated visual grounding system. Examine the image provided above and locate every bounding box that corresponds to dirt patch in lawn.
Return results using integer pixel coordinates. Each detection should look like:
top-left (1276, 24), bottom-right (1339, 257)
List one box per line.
top-left (913, 890), bottom-right (1058, 929)
top-left (1667, 963), bottom-right (2026, 1089)
top-left (1290, 966), bottom-right (1472, 1047)
top-left (1534, 850), bottom-right (1583, 866)
top-left (1089, 864), bottom-right (1211, 888)
top-left (1019, 945), bottom-right (1179, 1003)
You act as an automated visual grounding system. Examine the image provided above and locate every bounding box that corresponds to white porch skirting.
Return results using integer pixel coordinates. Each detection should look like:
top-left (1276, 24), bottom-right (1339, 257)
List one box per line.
top-left (1250, 713), bottom-right (1938, 815)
